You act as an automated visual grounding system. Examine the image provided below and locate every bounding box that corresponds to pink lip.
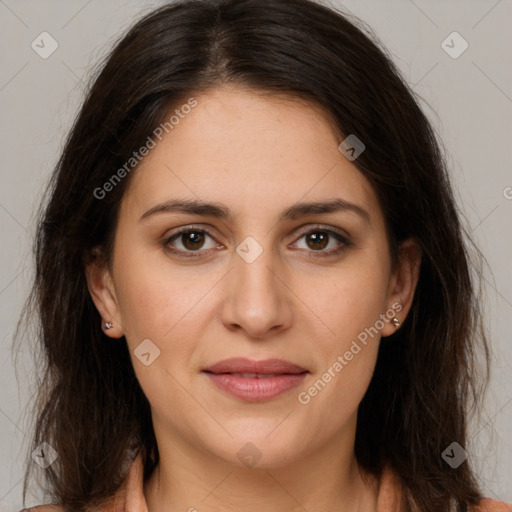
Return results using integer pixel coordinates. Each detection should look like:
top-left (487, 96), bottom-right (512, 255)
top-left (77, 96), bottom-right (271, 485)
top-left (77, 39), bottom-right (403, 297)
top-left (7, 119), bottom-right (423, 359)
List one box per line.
top-left (203, 358), bottom-right (308, 402)
top-left (204, 357), bottom-right (307, 374)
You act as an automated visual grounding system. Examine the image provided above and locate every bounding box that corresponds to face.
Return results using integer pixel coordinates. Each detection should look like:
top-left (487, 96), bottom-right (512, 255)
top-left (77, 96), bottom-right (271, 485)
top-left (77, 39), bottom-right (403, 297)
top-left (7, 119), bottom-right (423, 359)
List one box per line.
top-left (87, 85), bottom-right (419, 469)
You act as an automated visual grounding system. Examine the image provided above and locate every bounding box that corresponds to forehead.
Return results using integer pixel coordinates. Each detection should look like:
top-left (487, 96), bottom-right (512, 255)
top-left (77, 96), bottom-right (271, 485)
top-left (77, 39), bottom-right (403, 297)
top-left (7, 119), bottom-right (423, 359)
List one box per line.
top-left (120, 85), bottom-right (382, 226)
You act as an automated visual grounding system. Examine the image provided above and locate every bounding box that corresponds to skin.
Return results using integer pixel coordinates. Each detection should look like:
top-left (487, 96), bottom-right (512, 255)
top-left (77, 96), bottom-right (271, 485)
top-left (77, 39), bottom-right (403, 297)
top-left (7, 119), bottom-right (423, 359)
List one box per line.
top-left (86, 84), bottom-right (421, 511)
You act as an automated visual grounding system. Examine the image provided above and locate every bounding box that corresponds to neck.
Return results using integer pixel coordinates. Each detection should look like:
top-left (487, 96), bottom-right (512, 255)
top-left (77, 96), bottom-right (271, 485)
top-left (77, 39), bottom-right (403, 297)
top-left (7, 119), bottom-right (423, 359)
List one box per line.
top-left (143, 419), bottom-right (379, 512)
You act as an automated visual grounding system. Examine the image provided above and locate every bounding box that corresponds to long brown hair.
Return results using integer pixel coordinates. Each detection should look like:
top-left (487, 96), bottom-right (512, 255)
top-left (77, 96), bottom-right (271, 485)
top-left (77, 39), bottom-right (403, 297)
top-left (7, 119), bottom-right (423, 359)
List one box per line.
top-left (16, 0), bottom-right (490, 510)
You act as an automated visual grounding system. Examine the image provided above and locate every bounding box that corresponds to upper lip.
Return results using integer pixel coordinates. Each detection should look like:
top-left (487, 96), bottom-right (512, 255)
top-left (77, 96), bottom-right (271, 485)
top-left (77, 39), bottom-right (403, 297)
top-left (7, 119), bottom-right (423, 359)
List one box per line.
top-left (203, 358), bottom-right (308, 374)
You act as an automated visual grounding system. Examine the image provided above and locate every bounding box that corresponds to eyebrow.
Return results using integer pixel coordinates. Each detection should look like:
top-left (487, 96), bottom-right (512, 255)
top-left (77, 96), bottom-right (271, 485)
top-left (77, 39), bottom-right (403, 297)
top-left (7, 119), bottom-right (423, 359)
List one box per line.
top-left (139, 198), bottom-right (370, 224)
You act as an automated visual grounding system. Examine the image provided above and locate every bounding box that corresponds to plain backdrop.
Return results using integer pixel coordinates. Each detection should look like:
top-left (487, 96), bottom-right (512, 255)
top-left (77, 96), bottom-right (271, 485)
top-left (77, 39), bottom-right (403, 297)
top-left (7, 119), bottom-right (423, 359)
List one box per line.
top-left (1, 1), bottom-right (511, 510)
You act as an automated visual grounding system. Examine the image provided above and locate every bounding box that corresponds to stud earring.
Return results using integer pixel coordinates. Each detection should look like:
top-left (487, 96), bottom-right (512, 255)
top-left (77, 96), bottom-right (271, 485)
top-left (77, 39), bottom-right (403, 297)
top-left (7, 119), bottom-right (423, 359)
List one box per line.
top-left (392, 317), bottom-right (401, 329)
top-left (104, 321), bottom-right (114, 330)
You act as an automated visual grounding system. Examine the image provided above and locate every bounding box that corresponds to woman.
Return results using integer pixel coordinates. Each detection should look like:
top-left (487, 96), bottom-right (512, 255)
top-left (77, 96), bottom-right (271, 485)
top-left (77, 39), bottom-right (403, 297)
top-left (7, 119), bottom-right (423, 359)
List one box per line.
top-left (17, 0), bottom-right (511, 510)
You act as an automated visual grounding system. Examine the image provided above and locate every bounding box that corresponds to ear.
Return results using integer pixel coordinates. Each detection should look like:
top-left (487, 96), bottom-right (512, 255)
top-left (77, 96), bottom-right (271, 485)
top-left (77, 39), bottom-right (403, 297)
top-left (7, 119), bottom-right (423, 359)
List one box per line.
top-left (381, 238), bottom-right (421, 337)
top-left (85, 252), bottom-right (124, 339)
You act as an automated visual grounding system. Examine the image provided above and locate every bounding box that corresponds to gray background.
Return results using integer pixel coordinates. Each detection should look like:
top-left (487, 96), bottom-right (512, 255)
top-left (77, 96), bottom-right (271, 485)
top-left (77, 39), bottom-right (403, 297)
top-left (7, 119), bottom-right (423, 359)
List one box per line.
top-left (1, 0), bottom-right (511, 510)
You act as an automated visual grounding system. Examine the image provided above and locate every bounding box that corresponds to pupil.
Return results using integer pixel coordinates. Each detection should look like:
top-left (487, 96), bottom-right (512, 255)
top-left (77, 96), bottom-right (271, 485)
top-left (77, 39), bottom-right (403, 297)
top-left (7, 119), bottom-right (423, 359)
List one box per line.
top-left (183, 232), bottom-right (204, 250)
top-left (308, 232), bottom-right (328, 250)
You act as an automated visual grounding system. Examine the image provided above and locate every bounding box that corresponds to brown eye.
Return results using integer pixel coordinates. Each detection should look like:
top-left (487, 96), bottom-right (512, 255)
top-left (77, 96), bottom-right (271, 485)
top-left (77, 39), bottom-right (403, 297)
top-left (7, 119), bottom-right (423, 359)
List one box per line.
top-left (180, 231), bottom-right (206, 250)
top-left (291, 227), bottom-right (352, 257)
top-left (305, 232), bottom-right (329, 251)
top-left (165, 228), bottom-right (219, 258)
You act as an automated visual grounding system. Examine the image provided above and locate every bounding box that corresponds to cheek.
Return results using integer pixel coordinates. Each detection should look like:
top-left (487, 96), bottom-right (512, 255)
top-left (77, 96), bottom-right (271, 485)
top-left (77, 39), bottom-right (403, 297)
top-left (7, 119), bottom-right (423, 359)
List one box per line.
top-left (112, 246), bottom-right (218, 389)
top-left (114, 262), bottom-right (208, 418)
top-left (295, 283), bottom-right (383, 436)
top-left (293, 249), bottom-right (389, 410)
top-left (114, 272), bottom-right (169, 343)
top-left (298, 249), bottom-right (391, 346)
top-left (113, 241), bottom-right (205, 340)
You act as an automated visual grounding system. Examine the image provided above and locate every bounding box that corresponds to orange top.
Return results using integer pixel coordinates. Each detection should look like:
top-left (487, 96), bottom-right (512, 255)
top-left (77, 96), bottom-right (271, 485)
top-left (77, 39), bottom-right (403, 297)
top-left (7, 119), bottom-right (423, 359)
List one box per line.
top-left (22, 452), bottom-right (511, 512)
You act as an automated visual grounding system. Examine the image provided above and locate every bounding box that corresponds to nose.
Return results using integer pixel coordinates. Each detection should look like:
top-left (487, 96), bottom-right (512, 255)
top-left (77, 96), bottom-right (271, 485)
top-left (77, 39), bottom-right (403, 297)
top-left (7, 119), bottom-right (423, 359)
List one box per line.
top-left (220, 238), bottom-right (293, 340)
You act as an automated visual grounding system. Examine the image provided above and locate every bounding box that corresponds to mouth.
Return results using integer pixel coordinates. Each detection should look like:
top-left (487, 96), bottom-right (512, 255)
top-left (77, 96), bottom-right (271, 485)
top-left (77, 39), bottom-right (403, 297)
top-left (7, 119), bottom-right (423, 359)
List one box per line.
top-left (213, 372), bottom-right (292, 378)
top-left (202, 358), bottom-right (308, 402)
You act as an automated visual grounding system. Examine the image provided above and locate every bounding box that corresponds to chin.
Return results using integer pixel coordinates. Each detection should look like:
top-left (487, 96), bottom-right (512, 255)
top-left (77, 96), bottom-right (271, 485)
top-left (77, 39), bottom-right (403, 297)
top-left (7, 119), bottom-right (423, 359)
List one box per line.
top-left (204, 429), bottom-right (306, 470)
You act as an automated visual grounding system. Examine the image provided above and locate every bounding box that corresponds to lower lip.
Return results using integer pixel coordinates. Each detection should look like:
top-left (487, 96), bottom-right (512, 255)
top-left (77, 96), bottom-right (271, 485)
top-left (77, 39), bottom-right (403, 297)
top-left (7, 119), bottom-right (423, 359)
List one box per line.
top-left (204, 372), bottom-right (307, 402)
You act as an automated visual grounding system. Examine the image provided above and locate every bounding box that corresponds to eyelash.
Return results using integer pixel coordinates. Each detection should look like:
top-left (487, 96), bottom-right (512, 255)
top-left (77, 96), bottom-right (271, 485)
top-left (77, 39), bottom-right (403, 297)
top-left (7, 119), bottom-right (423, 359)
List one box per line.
top-left (163, 225), bottom-right (352, 260)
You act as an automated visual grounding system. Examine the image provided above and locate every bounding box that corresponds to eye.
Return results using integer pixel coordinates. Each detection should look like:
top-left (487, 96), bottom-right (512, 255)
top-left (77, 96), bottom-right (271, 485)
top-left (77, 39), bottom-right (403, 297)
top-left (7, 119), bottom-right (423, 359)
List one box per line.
top-left (291, 226), bottom-right (352, 257)
top-left (164, 227), bottom-right (220, 258)
top-left (163, 224), bottom-right (352, 260)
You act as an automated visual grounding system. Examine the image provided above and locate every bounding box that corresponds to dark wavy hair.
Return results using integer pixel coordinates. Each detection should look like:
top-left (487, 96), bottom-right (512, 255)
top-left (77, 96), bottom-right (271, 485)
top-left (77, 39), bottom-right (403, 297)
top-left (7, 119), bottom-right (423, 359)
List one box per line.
top-left (16, 0), bottom-right (490, 510)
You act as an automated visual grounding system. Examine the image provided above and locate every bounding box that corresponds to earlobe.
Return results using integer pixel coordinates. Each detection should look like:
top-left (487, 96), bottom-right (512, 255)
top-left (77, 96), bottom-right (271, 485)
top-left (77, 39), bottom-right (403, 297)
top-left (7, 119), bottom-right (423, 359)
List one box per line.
top-left (85, 255), bottom-right (124, 339)
top-left (381, 238), bottom-right (421, 338)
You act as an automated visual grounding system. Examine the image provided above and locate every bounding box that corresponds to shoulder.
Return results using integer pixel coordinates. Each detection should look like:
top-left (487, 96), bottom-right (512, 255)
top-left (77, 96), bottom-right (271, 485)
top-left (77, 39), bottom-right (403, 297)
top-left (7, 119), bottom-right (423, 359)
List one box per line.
top-left (19, 507), bottom-right (64, 512)
top-left (20, 452), bottom-right (146, 512)
top-left (378, 465), bottom-right (511, 512)
top-left (471, 498), bottom-right (512, 512)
